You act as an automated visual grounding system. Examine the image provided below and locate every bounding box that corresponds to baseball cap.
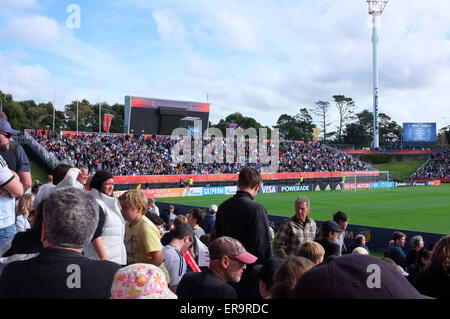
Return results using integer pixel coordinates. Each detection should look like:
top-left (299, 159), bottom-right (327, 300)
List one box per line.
top-left (169, 205), bottom-right (174, 209)
top-left (0, 119), bottom-right (20, 135)
top-left (209, 204), bottom-right (218, 212)
top-left (291, 254), bottom-right (430, 299)
top-left (208, 236), bottom-right (257, 265)
top-left (321, 220), bottom-right (344, 233)
top-left (110, 263), bottom-right (177, 299)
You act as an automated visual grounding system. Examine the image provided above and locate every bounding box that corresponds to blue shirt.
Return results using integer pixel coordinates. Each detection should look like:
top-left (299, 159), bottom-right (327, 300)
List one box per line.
top-left (200, 213), bottom-right (216, 234)
top-left (388, 244), bottom-right (407, 268)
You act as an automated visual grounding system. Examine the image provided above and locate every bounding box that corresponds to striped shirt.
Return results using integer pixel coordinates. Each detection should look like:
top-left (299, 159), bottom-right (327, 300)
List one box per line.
top-left (273, 216), bottom-right (317, 257)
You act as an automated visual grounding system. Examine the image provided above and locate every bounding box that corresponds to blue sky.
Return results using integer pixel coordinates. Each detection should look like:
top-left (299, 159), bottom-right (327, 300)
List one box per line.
top-left (1, 0), bottom-right (449, 132)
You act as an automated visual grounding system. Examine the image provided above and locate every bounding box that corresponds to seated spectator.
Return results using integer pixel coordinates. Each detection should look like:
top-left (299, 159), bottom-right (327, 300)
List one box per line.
top-left (0, 187), bottom-right (122, 299)
top-left (147, 198), bottom-right (159, 216)
top-left (161, 215), bottom-right (188, 246)
top-left (407, 249), bottom-right (431, 286)
top-left (146, 213), bottom-right (166, 238)
top-left (258, 257), bottom-right (283, 299)
top-left (406, 235), bottom-right (425, 268)
top-left (15, 193), bottom-right (34, 232)
top-left (291, 254), bottom-right (429, 299)
top-left (352, 247), bottom-right (369, 255)
top-left (201, 204), bottom-right (217, 234)
top-left (271, 256), bottom-right (314, 299)
top-left (162, 224), bottom-right (195, 293)
top-left (346, 234), bottom-right (369, 255)
top-left (315, 221), bottom-right (343, 260)
top-left (414, 235), bottom-right (450, 299)
top-left (386, 231), bottom-right (407, 268)
top-left (110, 263), bottom-right (176, 299)
top-left (119, 190), bottom-right (168, 282)
top-left (332, 211), bottom-right (349, 255)
top-left (176, 236), bottom-right (257, 299)
top-left (382, 257), bottom-right (409, 277)
top-left (186, 208), bottom-right (206, 239)
top-left (296, 241), bottom-right (325, 265)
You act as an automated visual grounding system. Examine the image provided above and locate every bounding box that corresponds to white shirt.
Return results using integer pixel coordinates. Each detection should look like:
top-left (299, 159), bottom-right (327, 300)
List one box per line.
top-left (0, 155), bottom-right (15, 229)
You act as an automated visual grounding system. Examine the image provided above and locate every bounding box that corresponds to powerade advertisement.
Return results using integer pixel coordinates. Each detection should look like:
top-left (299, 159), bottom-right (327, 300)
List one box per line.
top-left (403, 123), bottom-right (436, 142)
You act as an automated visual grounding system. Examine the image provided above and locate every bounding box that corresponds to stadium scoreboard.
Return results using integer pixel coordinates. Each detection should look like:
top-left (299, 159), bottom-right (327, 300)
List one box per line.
top-left (402, 122), bottom-right (436, 147)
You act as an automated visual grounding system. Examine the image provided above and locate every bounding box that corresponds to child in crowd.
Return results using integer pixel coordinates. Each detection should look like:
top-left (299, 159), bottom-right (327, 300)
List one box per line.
top-left (296, 241), bottom-right (325, 265)
top-left (119, 190), bottom-right (170, 284)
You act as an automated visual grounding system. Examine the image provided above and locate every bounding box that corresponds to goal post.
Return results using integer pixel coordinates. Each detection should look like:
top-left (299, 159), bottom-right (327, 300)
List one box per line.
top-left (341, 171), bottom-right (392, 192)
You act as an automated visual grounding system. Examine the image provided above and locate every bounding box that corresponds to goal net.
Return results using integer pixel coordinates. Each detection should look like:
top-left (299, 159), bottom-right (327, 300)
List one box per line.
top-left (341, 171), bottom-right (392, 192)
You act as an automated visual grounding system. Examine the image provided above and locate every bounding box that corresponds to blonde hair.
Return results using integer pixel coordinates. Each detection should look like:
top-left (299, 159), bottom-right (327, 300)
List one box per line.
top-left (16, 194), bottom-right (35, 219)
top-left (173, 215), bottom-right (188, 227)
top-left (119, 190), bottom-right (148, 214)
top-left (352, 247), bottom-right (369, 255)
top-left (296, 241), bottom-right (325, 263)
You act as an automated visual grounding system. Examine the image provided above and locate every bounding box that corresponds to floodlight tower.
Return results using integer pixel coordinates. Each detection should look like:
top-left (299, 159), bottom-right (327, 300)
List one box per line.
top-left (367, 0), bottom-right (388, 149)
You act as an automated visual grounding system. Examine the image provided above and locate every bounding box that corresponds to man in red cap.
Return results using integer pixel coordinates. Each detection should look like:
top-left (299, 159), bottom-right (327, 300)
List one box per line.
top-left (176, 236), bottom-right (257, 299)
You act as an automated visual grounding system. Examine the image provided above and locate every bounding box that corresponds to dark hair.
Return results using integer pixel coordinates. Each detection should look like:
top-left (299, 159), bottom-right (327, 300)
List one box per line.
top-left (52, 163), bottom-right (74, 185)
top-left (90, 170), bottom-right (114, 193)
top-left (172, 223), bottom-right (194, 241)
top-left (392, 231), bottom-right (406, 241)
top-left (238, 167), bottom-right (262, 189)
top-left (146, 213), bottom-right (165, 227)
top-left (187, 208), bottom-right (206, 225)
top-left (259, 257), bottom-right (284, 291)
top-left (333, 211), bottom-right (348, 223)
top-left (355, 234), bottom-right (365, 245)
top-left (271, 256), bottom-right (314, 299)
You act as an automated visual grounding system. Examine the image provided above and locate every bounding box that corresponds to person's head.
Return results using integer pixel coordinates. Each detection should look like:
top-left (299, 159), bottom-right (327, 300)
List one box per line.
top-left (209, 204), bottom-right (218, 215)
top-left (292, 254), bottom-right (429, 299)
top-left (148, 198), bottom-right (156, 208)
top-left (0, 118), bottom-right (19, 151)
top-left (258, 257), bottom-right (284, 299)
top-left (119, 190), bottom-right (148, 225)
top-left (355, 234), bottom-right (366, 245)
top-left (31, 183), bottom-right (41, 194)
top-left (168, 205), bottom-right (175, 214)
top-left (352, 247), bottom-right (369, 255)
top-left (294, 196), bottom-right (311, 223)
top-left (428, 235), bottom-right (450, 276)
top-left (333, 211), bottom-right (349, 231)
top-left (90, 170), bottom-right (115, 196)
top-left (296, 241), bottom-right (325, 265)
top-left (42, 187), bottom-right (98, 250)
top-left (237, 167), bottom-right (262, 195)
top-left (186, 208), bottom-right (205, 228)
top-left (29, 199), bottom-right (45, 234)
top-left (208, 236), bottom-right (257, 283)
top-left (77, 166), bottom-right (89, 186)
top-left (110, 263), bottom-right (177, 299)
top-left (410, 235), bottom-right (424, 251)
top-left (170, 223), bottom-right (195, 254)
top-left (173, 215), bottom-right (188, 228)
top-left (146, 213), bottom-right (165, 237)
top-left (418, 249), bottom-right (431, 267)
top-left (51, 163), bottom-right (74, 185)
top-left (392, 231), bottom-right (406, 247)
top-left (320, 220), bottom-right (344, 241)
top-left (16, 193), bottom-right (35, 219)
top-left (46, 174), bottom-right (53, 184)
top-left (271, 256), bottom-right (314, 299)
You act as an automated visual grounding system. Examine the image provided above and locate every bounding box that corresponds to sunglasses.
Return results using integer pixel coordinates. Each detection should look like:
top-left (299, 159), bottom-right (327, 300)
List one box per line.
top-left (0, 132), bottom-right (12, 139)
top-left (228, 256), bottom-right (246, 267)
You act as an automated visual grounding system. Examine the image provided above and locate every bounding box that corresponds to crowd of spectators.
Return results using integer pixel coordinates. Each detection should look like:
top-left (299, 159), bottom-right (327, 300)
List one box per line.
top-left (30, 131), bottom-right (369, 176)
top-left (412, 148), bottom-right (450, 178)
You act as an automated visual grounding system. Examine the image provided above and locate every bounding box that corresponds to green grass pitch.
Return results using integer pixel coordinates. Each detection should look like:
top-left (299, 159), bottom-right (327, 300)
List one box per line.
top-left (157, 184), bottom-right (450, 234)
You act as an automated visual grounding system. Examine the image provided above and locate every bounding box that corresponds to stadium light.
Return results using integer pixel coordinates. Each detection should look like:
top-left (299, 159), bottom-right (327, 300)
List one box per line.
top-left (367, 0), bottom-right (388, 149)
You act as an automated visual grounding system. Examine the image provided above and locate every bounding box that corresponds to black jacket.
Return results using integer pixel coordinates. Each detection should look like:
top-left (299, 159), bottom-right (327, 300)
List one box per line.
top-left (0, 247), bottom-right (121, 299)
top-left (214, 191), bottom-right (273, 265)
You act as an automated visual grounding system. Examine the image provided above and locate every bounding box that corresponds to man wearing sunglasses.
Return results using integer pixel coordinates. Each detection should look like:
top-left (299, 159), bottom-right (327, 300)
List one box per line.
top-left (0, 118), bottom-right (25, 248)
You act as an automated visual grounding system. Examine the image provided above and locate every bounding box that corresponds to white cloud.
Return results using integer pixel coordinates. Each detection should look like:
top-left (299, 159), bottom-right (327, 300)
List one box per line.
top-left (0, 0), bottom-right (37, 8)
top-left (1, 16), bottom-right (60, 45)
top-left (152, 9), bottom-right (186, 44)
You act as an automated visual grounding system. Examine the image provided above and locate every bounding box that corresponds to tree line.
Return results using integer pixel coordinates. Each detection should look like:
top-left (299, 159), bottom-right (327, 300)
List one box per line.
top-left (1, 90), bottom-right (449, 148)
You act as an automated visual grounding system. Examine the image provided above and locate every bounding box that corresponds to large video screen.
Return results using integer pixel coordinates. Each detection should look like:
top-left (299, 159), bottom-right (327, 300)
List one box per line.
top-left (403, 123), bottom-right (436, 142)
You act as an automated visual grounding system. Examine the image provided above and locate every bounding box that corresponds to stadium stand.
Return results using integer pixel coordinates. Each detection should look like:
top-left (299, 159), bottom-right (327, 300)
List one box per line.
top-left (412, 148), bottom-right (450, 178)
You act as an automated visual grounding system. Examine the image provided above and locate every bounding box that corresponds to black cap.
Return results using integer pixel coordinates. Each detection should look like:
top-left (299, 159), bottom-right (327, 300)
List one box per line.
top-left (321, 220), bottom-right (344, 233)
top-left (291, 254), bottom-right (431, 299)
top-left (90, 170), bottom-right (114, 192)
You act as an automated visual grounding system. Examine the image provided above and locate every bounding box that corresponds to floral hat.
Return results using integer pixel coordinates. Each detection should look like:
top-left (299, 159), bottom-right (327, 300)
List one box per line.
top-left (111, 263), bottom-right (177, 299)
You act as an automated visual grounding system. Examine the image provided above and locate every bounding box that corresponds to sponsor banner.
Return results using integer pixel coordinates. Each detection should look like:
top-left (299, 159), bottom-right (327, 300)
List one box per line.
top-left (143, 188), bottom-right (187, 199)
top-left (202, 187), bottom-right (226, 196)
top-left (258, 185), bottom-right (278, 194)
top-left (395, 182), bottom-right (410, 187)
top-left (186, 187), bottom-right (203, 197)
top-left (371, 182), bottom-right (395, 189)
top-left (343, 183), bottom-right (372, 190)
top-left (225, 186), bottom-right (238, 194)
top-left (280, 185), bottom-right (310, 193)
top-left (412, 181), bottom-right (427, 186)
top-left (426, 180), bottom-right (441, 186)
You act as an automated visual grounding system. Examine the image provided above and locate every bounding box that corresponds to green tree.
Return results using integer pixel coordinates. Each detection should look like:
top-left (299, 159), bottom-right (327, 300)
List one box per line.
top-left (333, 95), bottom-right (356, 143)
top-left (379, 113), bottom-right (401, 147)
top-left (212, 112), bottom-right (269, 137)
top-left (343, 123), bottom-right (371, 148)
top-left (274, 114), bottom-right (302, 140)
top-left (310, 100), bottom-right (332, 142)
top-left (64, 99), bottom-right (95, 131)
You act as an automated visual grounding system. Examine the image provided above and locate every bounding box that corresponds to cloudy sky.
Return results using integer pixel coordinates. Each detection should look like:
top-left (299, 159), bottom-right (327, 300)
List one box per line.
top-left (0, 0), bottom-right (449, 132)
